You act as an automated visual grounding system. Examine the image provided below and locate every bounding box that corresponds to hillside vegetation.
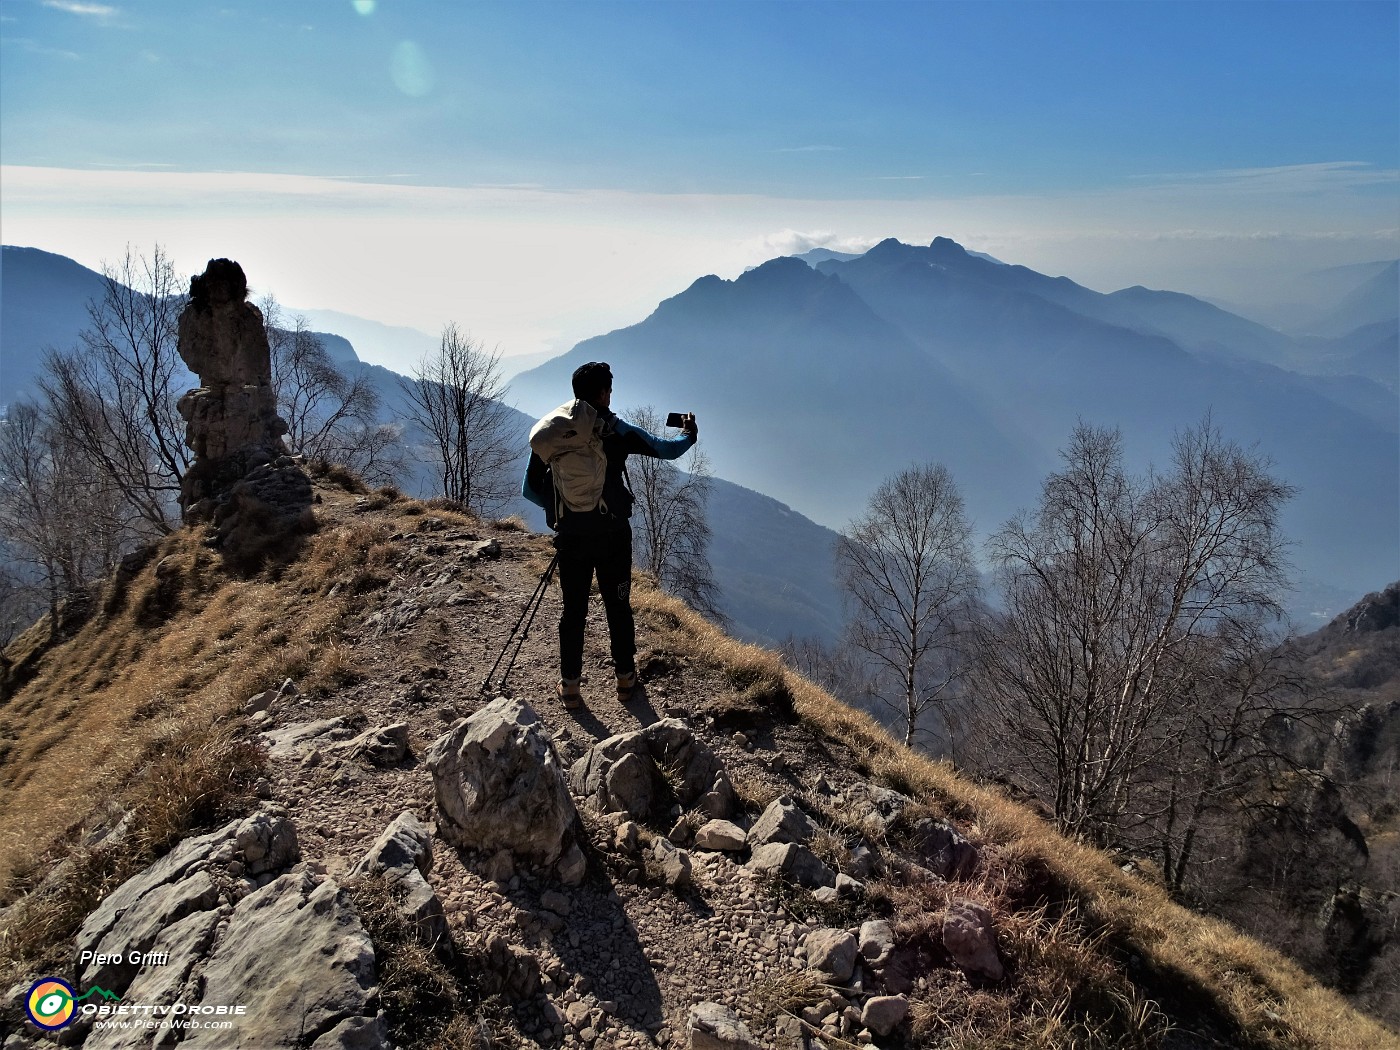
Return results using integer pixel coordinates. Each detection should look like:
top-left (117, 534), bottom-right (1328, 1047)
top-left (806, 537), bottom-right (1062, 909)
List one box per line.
top-left (1, 476), bottom-right (1396, 1049)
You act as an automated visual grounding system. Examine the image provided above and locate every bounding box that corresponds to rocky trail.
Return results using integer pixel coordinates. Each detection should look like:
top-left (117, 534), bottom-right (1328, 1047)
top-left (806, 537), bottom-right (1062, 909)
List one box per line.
top-left (6, 491), bottom-right (1005, 1050)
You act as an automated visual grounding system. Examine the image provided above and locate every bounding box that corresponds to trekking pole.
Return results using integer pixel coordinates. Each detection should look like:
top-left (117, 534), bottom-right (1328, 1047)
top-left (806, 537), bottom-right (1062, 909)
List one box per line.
top-left (481, 550), bottom-right (559, 694)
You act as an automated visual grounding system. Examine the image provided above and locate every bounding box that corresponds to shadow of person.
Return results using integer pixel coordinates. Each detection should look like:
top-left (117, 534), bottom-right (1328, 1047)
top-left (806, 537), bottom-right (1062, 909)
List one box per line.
top-left (624, 683), bottom-right (663, 727)
top-left (566, 703), bottom-right (613, 743)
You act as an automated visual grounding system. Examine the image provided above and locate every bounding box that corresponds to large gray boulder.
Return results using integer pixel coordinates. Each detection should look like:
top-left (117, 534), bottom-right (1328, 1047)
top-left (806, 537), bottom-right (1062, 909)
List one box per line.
top-left (75, 810), bottom-right (299, 996)
top-left (427, 697), bottom-right (577, 865)
top-left (181, 870), bottom-right (384, 1048)
top-left (570, 718), bottom-right (734, 822)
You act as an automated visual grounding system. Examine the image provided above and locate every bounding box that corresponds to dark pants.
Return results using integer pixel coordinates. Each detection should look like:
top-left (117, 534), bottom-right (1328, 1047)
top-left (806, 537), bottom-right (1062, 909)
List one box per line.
top-left (556, 527), bottom-right (636, 682)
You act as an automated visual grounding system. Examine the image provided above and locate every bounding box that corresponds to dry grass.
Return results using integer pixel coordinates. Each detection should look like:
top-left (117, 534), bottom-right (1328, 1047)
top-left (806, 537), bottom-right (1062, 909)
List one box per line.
top-left (630, 580), bottom-right (1400, 1050)
top-left (747, 967), bottom-right (831, 1024)
top-left (0, 716), bottom-right (264, 982)
top-left (345, 873), bottom-right (481, 1050)
top-left (0, 486), bottom-right (400, 979)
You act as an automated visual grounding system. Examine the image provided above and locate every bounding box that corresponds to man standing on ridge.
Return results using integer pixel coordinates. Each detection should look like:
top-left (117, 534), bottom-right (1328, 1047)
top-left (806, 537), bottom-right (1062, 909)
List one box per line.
top-left (523, 361), bottom-right (698, 710)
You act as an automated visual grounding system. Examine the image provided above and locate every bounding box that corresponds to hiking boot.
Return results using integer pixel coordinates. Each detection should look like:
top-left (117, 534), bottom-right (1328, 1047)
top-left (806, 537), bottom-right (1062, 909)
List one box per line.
top-left (558, 678), bottom-right (583, 710)
top-left (616, 670), bottom-right (638, 701)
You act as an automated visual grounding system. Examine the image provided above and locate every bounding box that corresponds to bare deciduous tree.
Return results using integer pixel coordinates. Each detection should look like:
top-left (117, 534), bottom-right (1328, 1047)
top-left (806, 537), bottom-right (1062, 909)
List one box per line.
top-left (626, 406), bottom-right (724, 623)
top-left (399, 324), bottom-right (515, 514)
top-left (972, 419), bottom-right (1298, 845)
top-left (0, 401), bottom-right (127, 622)
top-left (261, 297), bottom-right (405, 486)
top-left (779, 633), bottom-right (877, 708)
top-left (835, 463), bottom-right (979, 750)
top-left (38, 245), bottom-right (189, 534)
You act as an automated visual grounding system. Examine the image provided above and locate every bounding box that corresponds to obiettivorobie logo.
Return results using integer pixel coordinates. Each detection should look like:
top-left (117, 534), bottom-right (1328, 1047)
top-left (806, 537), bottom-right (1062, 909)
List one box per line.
top-left (25, 978), bottom-right (120, 1030)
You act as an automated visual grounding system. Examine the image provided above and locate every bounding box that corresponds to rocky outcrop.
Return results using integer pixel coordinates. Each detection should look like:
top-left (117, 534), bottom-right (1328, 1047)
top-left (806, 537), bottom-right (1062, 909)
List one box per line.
top-left (351, 811), bottom-right (447, 947)
top-left (570, 719), bottom-right (735, 822)
top-left (427, 697), bottom-right (579, 873)
top-left (176, 259), bottom-right (288, 512)
top-left (70, 809), bottom-right (388, 1049)
top-left (182, 870), bottom-right (383, 1049)
top-left (943, 898), bottom-right (1004, 980)
top-left (75, 810), bottom-right (300, 996)
top-left (175, 258), bottom-right (313, 561)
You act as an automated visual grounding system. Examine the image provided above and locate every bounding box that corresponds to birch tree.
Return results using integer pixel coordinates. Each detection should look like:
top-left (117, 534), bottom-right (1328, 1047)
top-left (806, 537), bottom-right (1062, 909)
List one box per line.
top-left (835, 463), bottom-right (978, 749)
top-left (973, 419), bottom-right (1296, 843)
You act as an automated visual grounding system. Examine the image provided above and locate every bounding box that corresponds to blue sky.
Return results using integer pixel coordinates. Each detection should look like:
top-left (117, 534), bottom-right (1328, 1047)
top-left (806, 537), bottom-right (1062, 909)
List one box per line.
top-left (2, 0), bottom-right (1397, 363)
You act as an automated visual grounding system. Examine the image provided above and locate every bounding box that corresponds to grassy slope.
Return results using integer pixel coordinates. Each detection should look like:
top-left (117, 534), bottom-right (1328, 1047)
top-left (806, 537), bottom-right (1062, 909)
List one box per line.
top-left (0, 480), bottom-right (1395, 1049)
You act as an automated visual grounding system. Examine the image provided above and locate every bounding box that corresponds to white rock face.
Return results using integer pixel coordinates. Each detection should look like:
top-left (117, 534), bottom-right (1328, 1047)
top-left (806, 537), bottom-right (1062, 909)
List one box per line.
top-left (427, 697), bottom-right (576, 864)
top-left (181, 870), bottom-right (383, 1048)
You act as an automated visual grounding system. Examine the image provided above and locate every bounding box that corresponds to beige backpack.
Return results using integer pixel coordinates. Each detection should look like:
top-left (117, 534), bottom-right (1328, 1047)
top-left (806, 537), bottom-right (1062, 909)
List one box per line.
top-left (529, 399), bottom-right (608, 526)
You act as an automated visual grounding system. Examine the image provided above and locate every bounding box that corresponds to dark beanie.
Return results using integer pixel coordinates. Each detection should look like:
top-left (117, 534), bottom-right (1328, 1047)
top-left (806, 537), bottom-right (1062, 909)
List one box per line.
top-left (572, 361), bottom-right (613, 401)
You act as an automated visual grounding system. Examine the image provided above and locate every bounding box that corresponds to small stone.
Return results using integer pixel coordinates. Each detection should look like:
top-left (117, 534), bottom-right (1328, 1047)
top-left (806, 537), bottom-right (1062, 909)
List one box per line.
top-left (943, 899), bottom-right (1004, 980)
top-left (688, 1001), bottom-right (760, 1049)
top-left (541, 889), bottom-right (572, 916)
top-left (669, 816), bottom-right (694, 845)
top-left (693, 820), bottom-right (747, 852)
top-left (483, 849), bottom-right (515, 884)
top-left (858, 920), bottom-right (895, 966)
top-left (557, 843), bottom-right (587, 886)
top-left (615, 821), bottom-right (642, 853)
top-left (861, 995), bottom-right (909, 1037)
top-left (805, 928), bottom-right (858, 982)
top-left (835, 873), bottom-right (863, 897)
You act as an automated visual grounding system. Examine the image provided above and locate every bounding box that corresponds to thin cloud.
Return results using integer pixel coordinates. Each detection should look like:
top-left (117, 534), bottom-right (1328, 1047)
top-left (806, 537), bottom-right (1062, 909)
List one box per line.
top-left (6, 37), bottom-right (81, 59)
top-left (773, 145), bottom-right (844, 153)
top-left (42, 0), bottom-right (118, 16)
top-left (876, 175), bottom-right (928, 181)
top-left (1130, 161), bottom-right (1399, 189)
top-left (743, 229), bottom-right (879, 259)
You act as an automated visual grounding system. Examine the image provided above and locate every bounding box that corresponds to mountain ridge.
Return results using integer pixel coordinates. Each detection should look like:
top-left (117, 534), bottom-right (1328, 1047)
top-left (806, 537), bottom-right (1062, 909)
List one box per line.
top-left (0, 480), bottom-right (1394, 1049)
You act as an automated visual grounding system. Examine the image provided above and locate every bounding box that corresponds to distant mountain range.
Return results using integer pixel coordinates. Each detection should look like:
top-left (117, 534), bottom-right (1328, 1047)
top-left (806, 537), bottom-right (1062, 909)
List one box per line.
top-left (3, 240), bottom-right (1394, 628)
top-left (509, 237), bottom-right (1398, 615)
top-left (0, 245), bottom-right (840, 646)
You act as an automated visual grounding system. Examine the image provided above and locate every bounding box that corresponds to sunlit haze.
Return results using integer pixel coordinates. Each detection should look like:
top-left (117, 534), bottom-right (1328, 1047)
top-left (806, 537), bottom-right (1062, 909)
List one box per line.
top-left (2, 0), bottom-right (1396, 368)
